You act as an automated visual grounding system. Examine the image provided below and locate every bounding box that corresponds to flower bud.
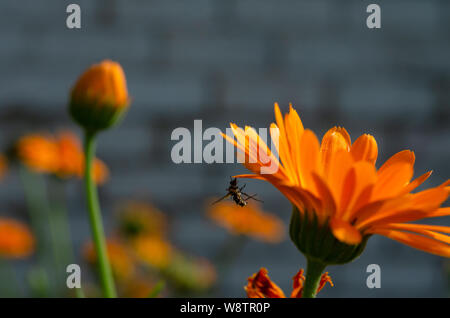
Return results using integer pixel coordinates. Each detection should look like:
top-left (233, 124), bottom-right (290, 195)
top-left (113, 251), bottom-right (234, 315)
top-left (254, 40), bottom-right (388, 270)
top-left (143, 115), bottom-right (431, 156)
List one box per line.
top-left (69, 60), bottom-right (130, 132)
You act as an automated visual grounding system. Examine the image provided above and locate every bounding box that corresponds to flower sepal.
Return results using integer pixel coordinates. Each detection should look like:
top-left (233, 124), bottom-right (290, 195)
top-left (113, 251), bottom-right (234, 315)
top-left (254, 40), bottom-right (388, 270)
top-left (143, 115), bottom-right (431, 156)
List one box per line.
top-left (289, 206), bottom-right (369, 265)
top-left (69, 97), bottom-right (129, 133)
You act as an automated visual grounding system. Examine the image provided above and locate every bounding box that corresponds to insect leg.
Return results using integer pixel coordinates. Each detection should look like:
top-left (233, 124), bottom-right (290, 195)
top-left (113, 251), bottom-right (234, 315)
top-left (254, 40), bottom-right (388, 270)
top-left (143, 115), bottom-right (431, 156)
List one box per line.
top-left (242, 192), bottom-right (264, 203)
top-left (211, 193), bottom-right (231, 205)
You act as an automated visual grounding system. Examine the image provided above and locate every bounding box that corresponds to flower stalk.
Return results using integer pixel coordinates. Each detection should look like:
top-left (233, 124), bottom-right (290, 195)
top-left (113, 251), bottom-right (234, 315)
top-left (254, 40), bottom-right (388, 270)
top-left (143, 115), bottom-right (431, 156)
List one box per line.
top-left (302, 258), bottom-right (327, 298)
top-left (83, 130), bottom-right (116, 298)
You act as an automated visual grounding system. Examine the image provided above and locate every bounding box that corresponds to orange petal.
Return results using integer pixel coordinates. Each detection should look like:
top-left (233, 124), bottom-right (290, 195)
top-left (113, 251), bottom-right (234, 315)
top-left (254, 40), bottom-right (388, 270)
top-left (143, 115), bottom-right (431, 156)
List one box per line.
top-left (298, 129), bottom-right (320, 192)
top-left (426, 207), bottom-right (450, 218)
top-left (284, 105), bottom-right (304, 185)
top-left (312, 173), bottom-right (337, 218)
top-left (326, 149), bottom-right (354, 206)
top-left (245, 268), bottom-right (286, 298)
top-left (274, 103), bottom-right (296, 184)
top-left (398, 171), bottom-right (432, 196)
top-left (320, 127), bottom-right (351, 177)
top-left (351, 134), bottom-right (378, 164)
top-left (369, 223), bottom-right (450, 244)
top-left (290, 269), bottom-right (305, 298)
top-left (317, 272), bottom-right (334, 294)
top-left (330, 218), bottom-right (362, 245)
top-left (410, 187), bottom-right (449, 211)
top-left (356, 187), bottom-right (449, 230)
top-left (373, 229), bottom-right (450, 257)
top-left (338, 167), bottom-right (356, 217)
top-left (378, 150), bottom-right (415, 175)
top-left (373, 162), bottom-right (414, 200)
top-left (342, 161), bottom-right (377, 220)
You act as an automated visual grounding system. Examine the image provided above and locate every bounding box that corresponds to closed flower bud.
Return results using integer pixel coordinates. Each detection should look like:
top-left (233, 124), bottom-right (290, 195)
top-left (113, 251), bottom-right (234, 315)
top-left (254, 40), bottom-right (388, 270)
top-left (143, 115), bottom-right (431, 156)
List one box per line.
top-left (69, 60), bottom-right (130, 132)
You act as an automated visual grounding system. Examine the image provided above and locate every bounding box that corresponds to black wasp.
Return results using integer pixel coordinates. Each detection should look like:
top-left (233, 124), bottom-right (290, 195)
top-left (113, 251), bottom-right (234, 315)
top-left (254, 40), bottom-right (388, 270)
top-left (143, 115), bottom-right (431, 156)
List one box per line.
top-left (212, 178), bottom-right (263, 207)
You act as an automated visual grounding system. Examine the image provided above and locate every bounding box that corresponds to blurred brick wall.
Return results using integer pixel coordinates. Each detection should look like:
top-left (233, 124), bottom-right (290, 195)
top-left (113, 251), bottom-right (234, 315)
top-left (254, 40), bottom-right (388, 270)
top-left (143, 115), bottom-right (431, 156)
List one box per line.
top-left (0, 0), bottom-right (449, 297)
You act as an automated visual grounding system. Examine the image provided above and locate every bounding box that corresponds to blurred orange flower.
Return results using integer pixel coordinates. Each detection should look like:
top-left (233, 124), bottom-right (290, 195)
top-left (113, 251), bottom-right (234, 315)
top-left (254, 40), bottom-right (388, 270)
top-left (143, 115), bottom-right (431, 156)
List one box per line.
top-left (208, 201), bottom-right (284, 243)
top-left (223, 103), bottom-right (450, 258)
top-left (0, 154), bottom-right (8, 180)
top-left (16, 134), bottom-right (60, 174)
top-left (121, 277), bottom-right (157, 298)
top-left (132, 236), bottom-right (173, 270)
top-left (0, 218), bottom-right (35, 258)
top-left (164, 253), bottom-right (217, 293)
top-left (117, 201), bottom-right (168, 239)
top-left (84, 239), bottom-right (135, 281)
top-left (245, 267), bottom-right (332, 298)
top-left (17, 131), bottom-right (108, 184)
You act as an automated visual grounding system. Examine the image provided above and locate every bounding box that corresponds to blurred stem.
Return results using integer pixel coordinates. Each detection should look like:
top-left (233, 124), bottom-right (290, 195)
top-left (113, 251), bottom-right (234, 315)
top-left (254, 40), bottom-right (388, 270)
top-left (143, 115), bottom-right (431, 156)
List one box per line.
top-left (49, 178), bottom-right (77, 296)
top-left (75, 286), bottom-right (85, 298)
top-left (19, 166), bottom-right (53, 297)
top-left (83, 131), bottom-right (116, 298)
top-left (27, 266), bottom-right (50, 298)
top-left (0, 258), bottom-right (19, 297)
top-left (302, 258), bottom-right (327, 298)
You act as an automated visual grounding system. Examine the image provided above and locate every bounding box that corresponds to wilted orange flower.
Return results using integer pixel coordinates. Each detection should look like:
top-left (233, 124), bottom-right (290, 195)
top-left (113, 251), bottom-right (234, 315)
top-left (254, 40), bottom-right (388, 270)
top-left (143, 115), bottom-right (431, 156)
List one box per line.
top-left (132, 236), bottom-right (173, 269)
top-left (17, 131), bottom-right (108, 184)
top-left (223, 103), bottom-right (450, 258)
top-left (0, 218), bottom-right (35, 258)
top-left (208, 201), bottom-right (284, 243)
top-left (70, 60), bottom-right (130, 131)
top-left (245, 267), bottom-right (332, 298)
top-left (84, 239), bottom-right (134, 280)
top-left (117, 201), bottom-right (168, 239)
top-left (0, 154), bottom-right (8, 180)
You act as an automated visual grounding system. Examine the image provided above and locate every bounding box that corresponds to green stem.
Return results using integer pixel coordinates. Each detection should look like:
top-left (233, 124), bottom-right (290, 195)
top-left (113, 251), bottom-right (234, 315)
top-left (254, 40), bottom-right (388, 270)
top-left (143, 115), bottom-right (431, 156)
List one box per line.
top-left (302, 258), bottom-right (327, 298)
top-left (49, 178), bottom-right (76, 295)
top-left (83, 131), bottom-right (116, 298)
top-left (75, 286), bottom-right (85, 298)
top-left (20, 167), bottom-right (53, 297)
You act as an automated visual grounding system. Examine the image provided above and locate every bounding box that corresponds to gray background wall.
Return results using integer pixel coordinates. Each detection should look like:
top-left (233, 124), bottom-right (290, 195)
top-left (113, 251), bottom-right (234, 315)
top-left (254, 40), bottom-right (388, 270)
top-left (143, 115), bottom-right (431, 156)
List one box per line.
top-left (0, 0), bottom-right (449, 297)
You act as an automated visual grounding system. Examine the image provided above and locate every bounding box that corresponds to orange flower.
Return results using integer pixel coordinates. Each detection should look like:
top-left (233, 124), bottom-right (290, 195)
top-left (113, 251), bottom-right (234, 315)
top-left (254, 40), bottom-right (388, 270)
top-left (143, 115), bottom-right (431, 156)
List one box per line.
top-left (117, 201), bottom-right (168, 239)
top-left (0, 218), bottom-right (35, 258)
top-left (208, 201), bottom-right (284, 243)
top-left (164, 253), bottom-right (217, 293)
top-left (121, 278), bottom-right (158, 298)
top-left (245, 267), bottom-right (332, 298)
top-left (17, 131), bottom-right (108, 184)
top-left (84, 239), bottom-right (134, 280)
top-left (132, 236), bottom-right (173, 269)
top-left (56, 131), bottom-right (109, 184)
top-left (16, 134), bottom-right (60, 174)
top-left (0, 154), bottom-right (8, 180)
top-left (223, 103), bottom-right (450, 259)
top-left (70, 60), bottom-right (130, 131)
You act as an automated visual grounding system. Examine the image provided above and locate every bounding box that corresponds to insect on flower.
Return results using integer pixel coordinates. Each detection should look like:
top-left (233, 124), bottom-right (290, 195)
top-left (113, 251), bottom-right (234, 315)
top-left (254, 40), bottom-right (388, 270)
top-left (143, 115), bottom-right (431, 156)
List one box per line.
top-left (212, 177), bottom-right (263, 207)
